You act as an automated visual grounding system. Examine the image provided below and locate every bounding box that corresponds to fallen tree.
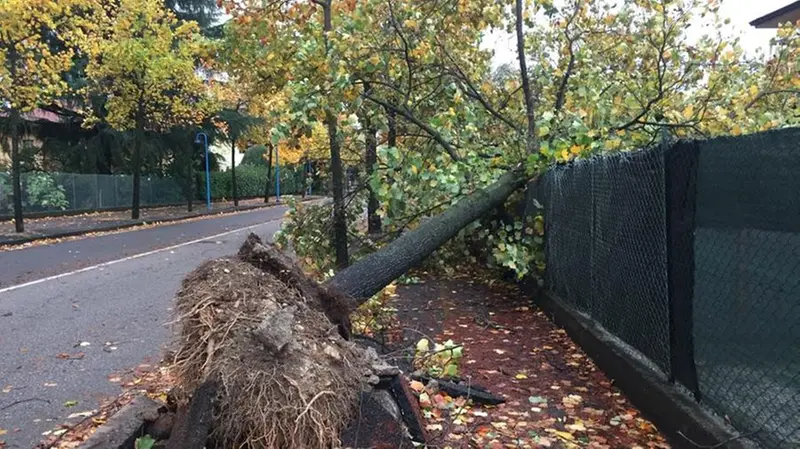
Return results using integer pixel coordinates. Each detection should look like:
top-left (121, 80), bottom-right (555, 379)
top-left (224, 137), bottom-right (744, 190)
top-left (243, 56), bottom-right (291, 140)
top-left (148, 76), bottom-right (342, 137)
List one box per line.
top-left (165, 169), bottom-right (527, 449)
top-left (326, 170), bottom-right (526, 306)
top-left (169, 234), bottom-right (371, 449)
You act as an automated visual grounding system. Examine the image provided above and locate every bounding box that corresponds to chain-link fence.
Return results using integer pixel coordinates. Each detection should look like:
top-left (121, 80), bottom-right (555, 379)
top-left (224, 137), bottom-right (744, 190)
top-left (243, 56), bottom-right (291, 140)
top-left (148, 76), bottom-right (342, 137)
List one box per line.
top-left (0, 167), bottom-right (309, 217)
top-left (0, 172), bottom-right (185, 215)
top-left (534, 127), bottom-right (800, 448)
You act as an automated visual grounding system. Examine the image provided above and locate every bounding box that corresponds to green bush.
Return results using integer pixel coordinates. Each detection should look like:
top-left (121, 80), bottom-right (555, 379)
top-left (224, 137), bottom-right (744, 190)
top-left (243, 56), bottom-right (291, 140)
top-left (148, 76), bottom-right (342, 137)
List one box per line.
top-left (207, 164), bottom-right (305, 200)
top-left (240, 145), bottom-right (268, 167)
top-left (0, 173), bottom-right (10, 213)
top-left (25, 172), bottom-right (70, 211)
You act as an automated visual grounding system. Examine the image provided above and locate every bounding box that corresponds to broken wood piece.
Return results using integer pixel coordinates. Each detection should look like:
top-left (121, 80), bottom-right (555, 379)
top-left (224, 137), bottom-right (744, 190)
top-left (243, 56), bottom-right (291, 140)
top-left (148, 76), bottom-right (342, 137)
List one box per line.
top-left (166, 380), bottom-right (217, 449)
top-left (409, 373), bottom-right (505, 405)
top-left (387, 376), bottom-right (428, 443)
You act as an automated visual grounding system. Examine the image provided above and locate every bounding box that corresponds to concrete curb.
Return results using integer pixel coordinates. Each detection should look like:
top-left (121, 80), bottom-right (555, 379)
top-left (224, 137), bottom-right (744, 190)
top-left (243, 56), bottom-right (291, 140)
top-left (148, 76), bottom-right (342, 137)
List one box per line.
top-left (0, 199), bottom-right (308, 248)
top-left (522, 282), bottom-right (757, 449)
top-left (77, 396), bottom-right (161, 449)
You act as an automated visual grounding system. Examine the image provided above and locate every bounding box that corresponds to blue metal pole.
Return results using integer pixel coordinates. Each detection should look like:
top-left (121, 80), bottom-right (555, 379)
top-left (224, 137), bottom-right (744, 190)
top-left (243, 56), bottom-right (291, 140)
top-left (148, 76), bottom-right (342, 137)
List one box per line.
top-left (274, 145), bottom-right (281, 203)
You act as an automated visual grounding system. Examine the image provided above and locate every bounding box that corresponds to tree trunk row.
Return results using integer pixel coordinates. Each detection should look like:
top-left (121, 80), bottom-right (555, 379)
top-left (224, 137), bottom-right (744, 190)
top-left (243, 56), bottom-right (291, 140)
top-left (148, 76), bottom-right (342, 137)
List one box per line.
top-left (231, 138), bottom-right (239, 207)
top-left (264, 143), bottom-right (273, 203)
top-left (11, 108), bottom-right (23, 233)
top-left (322, 0), bottom-right (350, 270)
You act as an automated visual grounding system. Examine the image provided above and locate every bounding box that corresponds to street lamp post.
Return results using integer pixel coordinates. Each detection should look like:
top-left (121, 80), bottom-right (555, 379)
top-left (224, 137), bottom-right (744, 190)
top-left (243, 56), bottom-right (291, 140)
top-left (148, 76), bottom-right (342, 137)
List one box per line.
top-left (195, 132), bottom-right (211, 211)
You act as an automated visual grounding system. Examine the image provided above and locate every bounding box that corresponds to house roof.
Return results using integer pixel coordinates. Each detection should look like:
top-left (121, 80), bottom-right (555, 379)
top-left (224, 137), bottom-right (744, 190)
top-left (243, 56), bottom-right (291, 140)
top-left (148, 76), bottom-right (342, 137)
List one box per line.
top-left (750, 1), bottom-right (800, 28)
top-left (0, 105), bottom-right (84, 124)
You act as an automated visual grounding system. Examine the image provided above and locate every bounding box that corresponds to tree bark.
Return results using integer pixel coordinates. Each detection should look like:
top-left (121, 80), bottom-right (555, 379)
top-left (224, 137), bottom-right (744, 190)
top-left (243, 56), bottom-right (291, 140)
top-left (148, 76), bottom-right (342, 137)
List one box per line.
top-left (515, 0), bottom-right (538, 154)
top-left (10, 108), bottom-right (23, 233)
top-left (131, 104), bottom-right (144, 220)
top-left (231, 138), bottom-right (238, 207)
top-left (186, 141), bottom-right (194, 213)
top-left (364, 109), bottom-right (381, 235)
top-left (264, 144), bottom-right (273, 203)
top-left (328, 112), bottom-right (349, 269)
top-left (323, 0), bottom-right (349, 269)
top-left (165, 380), bottom-right (217, 449)
top-left (326, 170), bottom-right (526, 305)
top-left (387, 109), bottom-right (397, 149)
top-left (301, 158), bottom-right (308, 199)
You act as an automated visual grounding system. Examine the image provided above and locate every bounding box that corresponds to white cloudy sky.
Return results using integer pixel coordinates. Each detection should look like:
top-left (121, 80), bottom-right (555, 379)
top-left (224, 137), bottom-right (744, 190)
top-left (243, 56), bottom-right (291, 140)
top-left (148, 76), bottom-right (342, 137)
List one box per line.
top-left (483, 0), bottom-right (793, 67)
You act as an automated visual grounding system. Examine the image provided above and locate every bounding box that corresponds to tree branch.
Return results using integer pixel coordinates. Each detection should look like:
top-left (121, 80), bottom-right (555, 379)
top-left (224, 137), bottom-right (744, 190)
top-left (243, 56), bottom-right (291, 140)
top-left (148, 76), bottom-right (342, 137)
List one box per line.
top-left (435, 39), bottom-right (523, 134)
top-left (745, 89), bottom-right (800, 110)
top-left (553, 1), bottom-right (581, 113)
top-left (363, 93), bottom-right (462, 161)
top-left (387, 0), bottom-right (414, 105)
top-left (515, 0), bottom-right (537, 154)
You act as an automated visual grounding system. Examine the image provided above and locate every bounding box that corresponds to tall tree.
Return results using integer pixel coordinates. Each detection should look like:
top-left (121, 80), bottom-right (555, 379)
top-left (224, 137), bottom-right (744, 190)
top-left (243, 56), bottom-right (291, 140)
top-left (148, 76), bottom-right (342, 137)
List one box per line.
top-left (0, 0), bottom-right (99, 232)
top-left (85, 0), bottom-right (214, 219)
top-left (164, 0), bottom-right (219, 29)
top-left (317, 0), bottom-right (350, 269)
top-left (214, 108), bottom-right (262, 207)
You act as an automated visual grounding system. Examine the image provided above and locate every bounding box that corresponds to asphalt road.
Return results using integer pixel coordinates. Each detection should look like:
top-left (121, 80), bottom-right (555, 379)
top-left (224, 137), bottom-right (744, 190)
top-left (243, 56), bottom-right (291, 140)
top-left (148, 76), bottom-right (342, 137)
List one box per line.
top-left (0, 206), bottom-right (287, 448)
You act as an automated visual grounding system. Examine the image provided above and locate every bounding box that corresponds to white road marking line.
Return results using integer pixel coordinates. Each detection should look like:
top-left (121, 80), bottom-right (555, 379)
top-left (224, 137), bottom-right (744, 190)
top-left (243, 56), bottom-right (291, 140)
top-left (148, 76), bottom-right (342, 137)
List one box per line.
top-left (0, 220), bottom-right (280, 295)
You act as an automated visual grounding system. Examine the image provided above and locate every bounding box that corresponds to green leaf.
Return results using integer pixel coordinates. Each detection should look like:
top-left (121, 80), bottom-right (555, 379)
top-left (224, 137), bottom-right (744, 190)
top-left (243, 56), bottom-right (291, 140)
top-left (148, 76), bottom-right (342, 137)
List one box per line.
top-left (135, 435), bottom-right (156, 449)
top-left (528, 396), bottom-right (547, 405)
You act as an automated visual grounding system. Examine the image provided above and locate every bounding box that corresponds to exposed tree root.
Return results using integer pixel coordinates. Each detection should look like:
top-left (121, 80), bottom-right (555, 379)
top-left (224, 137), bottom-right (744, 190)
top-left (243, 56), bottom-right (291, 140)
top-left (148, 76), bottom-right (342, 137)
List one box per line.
top-left (169, 234), bottom-right (373, 449)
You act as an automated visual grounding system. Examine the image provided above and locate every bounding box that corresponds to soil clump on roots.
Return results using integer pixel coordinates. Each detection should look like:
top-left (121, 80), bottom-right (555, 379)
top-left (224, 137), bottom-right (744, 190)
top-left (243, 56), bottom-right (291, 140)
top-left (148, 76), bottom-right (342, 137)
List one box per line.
top-left (169, 233), bottom-right (373, 449)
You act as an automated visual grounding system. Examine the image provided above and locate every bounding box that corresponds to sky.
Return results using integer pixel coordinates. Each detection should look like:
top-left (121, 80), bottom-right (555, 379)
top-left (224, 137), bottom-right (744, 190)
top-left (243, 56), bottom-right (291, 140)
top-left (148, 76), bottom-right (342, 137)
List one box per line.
top-left (483, 0), bottom-right (794, 68)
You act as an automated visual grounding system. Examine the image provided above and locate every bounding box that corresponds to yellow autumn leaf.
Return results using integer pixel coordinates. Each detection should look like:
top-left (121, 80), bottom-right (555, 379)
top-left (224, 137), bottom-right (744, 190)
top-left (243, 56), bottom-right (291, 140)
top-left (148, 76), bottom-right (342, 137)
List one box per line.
top-left (605, 138), bottom-right (622, 150)
top-left (515, 373), bottom-right (528, 380)
top-left (749, 85), bottom-right (759, 96)
top-left (569, 145), bottom-right (582, 155)
top-left (566, 419), bottom-right (587, 432)
top-left (682, 104), bottom-right (694, 120)
top-left (547, 428), bottom-right (575, 441)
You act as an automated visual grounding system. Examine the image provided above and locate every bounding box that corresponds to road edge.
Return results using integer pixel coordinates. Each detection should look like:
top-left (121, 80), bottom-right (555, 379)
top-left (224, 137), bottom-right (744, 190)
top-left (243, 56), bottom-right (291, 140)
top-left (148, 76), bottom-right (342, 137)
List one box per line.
top-left (0, 198), bottom-right (312, 248)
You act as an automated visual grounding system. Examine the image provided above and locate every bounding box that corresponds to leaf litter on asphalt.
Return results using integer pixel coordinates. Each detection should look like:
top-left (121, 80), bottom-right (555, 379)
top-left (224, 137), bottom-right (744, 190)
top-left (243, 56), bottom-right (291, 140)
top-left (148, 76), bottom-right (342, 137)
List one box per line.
top-left (392, 273), bottom-right (671, 448)
top-left (38, 365), bottom-right (174, 448)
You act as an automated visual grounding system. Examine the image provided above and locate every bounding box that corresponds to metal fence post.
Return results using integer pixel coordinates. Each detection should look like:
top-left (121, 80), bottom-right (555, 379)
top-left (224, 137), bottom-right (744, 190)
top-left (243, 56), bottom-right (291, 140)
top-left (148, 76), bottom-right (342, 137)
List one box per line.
top-left (665, 141), bottom-right (702, 401)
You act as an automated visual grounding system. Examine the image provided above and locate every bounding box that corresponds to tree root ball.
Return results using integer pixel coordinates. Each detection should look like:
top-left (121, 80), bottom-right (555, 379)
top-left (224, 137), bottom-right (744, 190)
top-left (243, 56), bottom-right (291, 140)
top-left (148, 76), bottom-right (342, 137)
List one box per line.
top-left (169, 234), bottom-right (372, 449)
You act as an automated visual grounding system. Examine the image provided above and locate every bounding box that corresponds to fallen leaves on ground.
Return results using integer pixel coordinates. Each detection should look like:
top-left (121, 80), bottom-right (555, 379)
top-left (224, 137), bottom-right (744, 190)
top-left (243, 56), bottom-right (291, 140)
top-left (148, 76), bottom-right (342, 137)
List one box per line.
top-left (36, 364), bottom-right (173, 449)
top-left (393, 273), bottom-right (670, 449)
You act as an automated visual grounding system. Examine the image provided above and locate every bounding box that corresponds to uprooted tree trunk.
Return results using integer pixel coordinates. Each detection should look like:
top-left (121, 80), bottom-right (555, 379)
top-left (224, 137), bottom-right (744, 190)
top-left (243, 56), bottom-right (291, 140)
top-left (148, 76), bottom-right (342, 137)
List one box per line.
top-left (168, 169), bottom-right (526, 448)
top-left (326, 170), bottom-right (526, 305)
top-left (169, 234), bottom-right (368, 449)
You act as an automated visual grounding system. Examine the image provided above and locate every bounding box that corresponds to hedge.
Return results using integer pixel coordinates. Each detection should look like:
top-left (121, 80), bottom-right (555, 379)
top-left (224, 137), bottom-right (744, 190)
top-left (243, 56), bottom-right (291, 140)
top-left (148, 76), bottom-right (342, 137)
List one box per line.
top-left (205, 164), bottom-right (305, 200)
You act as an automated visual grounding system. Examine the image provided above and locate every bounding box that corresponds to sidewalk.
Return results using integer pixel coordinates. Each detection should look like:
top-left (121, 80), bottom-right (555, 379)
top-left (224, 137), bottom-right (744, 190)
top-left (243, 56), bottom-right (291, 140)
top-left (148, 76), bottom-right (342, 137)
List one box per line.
top-left (0, 197), bottom-right (299, 246)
